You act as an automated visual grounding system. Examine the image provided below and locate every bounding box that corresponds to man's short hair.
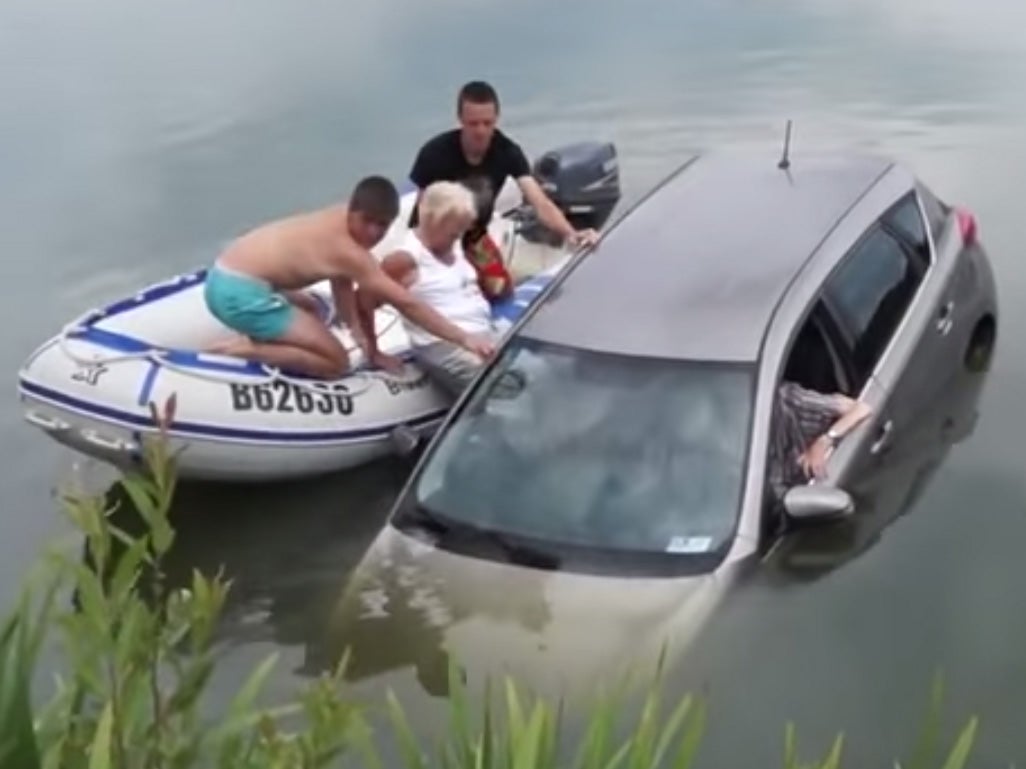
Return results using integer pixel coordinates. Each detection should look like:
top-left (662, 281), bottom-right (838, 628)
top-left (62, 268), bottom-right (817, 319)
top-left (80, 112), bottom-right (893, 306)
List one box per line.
top-left (350, 175), bottom-right (400, 221)
top-left (457, 80), bottom-right (500, 115)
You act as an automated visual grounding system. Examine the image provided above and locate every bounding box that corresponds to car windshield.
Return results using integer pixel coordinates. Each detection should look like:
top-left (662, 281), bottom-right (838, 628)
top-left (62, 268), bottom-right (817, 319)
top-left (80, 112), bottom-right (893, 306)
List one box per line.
top-left (407, 336), bottom-right (756, 559)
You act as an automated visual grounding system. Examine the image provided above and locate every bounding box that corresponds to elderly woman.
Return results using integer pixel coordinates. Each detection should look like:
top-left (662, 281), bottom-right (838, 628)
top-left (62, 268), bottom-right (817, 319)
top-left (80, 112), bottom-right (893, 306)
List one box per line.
top-left (358, 180), bottom-right (500, 397)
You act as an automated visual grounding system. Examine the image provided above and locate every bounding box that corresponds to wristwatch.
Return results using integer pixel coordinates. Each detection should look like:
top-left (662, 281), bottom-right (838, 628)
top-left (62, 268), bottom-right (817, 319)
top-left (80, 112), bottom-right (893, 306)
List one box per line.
top-left (826, 427), bottom-right (843, 447)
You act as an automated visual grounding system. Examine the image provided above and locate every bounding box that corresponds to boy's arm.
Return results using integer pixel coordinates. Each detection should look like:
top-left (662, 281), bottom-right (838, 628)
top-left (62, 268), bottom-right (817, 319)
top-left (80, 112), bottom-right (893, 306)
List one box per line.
top-left (353, 288), bottom-right (379, 354)
top-left (330, 237), bottom-right (384, 361)
top-left (330, 274), bottom-right (402, 372)
top-left (352, 251), bottom-right (416, 370)
top-left (329, 276), bottom-right (363, 342)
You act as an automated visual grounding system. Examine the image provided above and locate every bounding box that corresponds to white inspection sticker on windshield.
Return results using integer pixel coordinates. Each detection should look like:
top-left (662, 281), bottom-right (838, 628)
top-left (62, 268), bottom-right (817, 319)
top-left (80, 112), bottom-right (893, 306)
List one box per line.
top-left (665, 536), bottom-right (713, 553)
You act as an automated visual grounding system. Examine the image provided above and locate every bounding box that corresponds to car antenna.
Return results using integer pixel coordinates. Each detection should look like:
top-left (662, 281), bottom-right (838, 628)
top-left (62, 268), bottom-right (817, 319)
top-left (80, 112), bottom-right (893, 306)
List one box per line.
top-left (777, 119), bottom-right (793, 170)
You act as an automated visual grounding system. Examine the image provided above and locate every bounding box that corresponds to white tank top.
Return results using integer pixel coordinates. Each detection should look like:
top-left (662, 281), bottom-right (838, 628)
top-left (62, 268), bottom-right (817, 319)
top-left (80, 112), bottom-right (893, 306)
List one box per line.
top-left (397, 229), bottom-right (493, 347)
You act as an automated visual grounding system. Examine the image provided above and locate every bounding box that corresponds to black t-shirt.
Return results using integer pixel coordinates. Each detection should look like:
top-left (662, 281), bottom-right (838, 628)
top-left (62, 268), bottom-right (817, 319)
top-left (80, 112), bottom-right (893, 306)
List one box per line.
top-left (408, 128), bottom-right (531, 230)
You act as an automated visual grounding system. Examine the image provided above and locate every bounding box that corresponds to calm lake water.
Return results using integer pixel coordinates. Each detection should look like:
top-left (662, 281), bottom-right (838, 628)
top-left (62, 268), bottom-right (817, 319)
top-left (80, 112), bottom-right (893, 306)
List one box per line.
top-left (3, 0), bottom-right (1026, 764)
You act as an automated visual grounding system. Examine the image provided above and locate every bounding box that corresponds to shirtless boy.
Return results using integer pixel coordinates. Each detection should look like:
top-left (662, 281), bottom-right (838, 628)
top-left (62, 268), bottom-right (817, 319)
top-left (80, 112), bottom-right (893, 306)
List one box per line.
top-left (204, 175), bottom-right (496, 379)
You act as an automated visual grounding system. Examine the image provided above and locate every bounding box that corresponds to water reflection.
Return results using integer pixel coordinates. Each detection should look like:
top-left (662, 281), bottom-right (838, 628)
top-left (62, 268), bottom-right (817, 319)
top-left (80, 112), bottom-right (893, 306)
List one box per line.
top-left (316, 526), bottom-right (727, 707)
top-left (307, 530), bottom-right (556, 698)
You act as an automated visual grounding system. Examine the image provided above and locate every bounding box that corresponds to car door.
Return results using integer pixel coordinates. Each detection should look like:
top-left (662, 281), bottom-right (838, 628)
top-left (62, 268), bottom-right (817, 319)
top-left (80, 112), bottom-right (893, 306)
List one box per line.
top-left (820, 190), bottom-right (964, 517)
top-left (867, 189), bottom-right (971, 455)
top-left (758, 290), bottom-right (909, 578)
top-left (762, 197), bottom-right (941, 578)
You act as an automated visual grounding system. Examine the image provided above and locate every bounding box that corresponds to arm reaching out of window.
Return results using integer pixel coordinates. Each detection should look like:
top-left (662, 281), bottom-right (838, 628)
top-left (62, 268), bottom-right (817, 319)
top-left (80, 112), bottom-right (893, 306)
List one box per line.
top-left (799, 392), bottom-right (873, 478)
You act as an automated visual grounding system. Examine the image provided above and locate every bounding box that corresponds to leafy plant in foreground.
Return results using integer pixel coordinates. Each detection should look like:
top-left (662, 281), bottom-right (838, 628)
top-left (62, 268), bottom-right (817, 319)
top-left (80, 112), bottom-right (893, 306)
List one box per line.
top-left (0, 397), bottom-right (370, 768)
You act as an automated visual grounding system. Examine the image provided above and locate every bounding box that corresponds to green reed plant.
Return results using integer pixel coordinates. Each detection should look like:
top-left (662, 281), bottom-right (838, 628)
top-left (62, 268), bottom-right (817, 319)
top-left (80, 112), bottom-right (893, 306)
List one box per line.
top-left (0, 395), bottom-right (984, 768)
top-left (0, 396), bottom-right (371, 768)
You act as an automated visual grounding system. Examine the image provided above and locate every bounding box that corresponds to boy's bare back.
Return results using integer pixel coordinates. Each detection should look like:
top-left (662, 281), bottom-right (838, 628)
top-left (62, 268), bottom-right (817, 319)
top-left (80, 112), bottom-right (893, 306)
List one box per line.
top-left (217, 204), bottom-right (375, 290)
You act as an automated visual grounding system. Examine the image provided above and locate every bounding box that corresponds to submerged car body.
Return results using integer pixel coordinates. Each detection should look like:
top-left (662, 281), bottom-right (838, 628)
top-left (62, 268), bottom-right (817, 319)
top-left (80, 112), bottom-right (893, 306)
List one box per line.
top-left (316, 148), bottom-right (998, 700)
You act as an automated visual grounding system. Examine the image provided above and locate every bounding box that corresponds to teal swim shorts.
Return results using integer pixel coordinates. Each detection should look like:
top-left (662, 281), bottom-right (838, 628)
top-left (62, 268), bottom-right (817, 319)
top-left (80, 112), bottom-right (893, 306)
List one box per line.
top-left (204, 263), bottom-right (295, 341)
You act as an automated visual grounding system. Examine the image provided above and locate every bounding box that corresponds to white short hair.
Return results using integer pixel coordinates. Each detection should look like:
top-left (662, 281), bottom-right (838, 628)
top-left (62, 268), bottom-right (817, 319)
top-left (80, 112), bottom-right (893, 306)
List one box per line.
top-left (417, 181), bottom-right (477, 225)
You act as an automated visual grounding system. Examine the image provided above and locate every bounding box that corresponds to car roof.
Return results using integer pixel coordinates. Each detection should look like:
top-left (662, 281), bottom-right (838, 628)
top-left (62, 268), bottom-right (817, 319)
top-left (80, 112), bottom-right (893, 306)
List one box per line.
top-left (520, 150), bottom-right (896, 363)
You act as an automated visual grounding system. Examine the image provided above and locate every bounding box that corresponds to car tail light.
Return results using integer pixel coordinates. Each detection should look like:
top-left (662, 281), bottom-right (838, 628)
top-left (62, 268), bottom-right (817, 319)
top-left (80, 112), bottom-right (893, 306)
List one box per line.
top-left (955, 207), bottom-right (977, 246)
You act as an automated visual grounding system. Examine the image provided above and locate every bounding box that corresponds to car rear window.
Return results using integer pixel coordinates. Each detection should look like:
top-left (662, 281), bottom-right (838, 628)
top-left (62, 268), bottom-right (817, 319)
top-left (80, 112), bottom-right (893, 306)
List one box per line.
top-left (917, 182), bottom-right (950, 242)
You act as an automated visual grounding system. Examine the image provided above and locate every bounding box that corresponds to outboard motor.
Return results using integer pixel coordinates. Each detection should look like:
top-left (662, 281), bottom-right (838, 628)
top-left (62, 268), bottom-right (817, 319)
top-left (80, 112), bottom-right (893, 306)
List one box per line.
top-left (516, 141), bottom-right (621, 246)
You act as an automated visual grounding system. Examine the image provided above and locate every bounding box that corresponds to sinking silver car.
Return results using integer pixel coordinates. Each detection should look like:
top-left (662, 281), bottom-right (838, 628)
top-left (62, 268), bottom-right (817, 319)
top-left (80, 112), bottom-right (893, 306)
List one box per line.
top-left (319, 146), bottom-right (999, 700)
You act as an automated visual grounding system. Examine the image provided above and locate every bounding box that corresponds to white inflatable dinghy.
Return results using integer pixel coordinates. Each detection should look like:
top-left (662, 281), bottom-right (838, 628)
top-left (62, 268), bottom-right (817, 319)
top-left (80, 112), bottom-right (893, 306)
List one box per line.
top-left (17, 140), bottom-right (622, 482)
top-left (18, 196), bottom-right (566, 482)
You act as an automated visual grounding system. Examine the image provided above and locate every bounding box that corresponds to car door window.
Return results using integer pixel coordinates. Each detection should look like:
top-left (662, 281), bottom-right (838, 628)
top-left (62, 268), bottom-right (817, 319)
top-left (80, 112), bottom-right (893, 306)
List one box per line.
top-left (825, 225), bottom-right (927, 390)
top-left (782, 302), bottom-right (851, 396)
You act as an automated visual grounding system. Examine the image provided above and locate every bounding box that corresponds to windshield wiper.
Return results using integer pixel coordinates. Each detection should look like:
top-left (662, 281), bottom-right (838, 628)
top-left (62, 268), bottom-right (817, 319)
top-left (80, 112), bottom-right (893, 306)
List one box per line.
top-left (457, 526), bottom-right (562, 570)
top-left (397, 506), bottom-right (561, 570)
top-left (396, 504), bottom-right (451, 540)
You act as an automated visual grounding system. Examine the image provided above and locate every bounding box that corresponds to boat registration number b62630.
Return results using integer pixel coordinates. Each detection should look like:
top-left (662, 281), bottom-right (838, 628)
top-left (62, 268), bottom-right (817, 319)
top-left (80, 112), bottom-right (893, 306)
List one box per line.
top-left (229, 381), bottom-right (354, 415)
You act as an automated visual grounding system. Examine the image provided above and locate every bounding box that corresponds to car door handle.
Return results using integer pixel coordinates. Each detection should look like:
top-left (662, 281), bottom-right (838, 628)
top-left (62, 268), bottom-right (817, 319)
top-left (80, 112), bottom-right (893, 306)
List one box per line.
top-left (936, 301), bottom-right (955, 336)
top-left (870, 419), bottom-right (893, 455)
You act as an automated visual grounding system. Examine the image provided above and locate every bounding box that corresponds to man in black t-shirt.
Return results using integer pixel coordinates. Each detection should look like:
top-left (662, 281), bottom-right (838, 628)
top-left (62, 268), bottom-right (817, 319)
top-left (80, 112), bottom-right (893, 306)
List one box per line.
top-left (407, 81), bottom-right (599, 299)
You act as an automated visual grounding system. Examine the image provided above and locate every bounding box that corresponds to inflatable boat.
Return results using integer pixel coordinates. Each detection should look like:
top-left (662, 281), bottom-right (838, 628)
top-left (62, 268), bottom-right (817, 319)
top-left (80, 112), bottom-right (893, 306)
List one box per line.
top-left (17, 140), bottom-right (622, 482)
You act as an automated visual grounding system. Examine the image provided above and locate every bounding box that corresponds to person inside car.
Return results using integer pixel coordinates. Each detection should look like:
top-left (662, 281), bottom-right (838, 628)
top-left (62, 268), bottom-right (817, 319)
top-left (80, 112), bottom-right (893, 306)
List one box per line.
top-left (768, 381), bottom-right (873, 502)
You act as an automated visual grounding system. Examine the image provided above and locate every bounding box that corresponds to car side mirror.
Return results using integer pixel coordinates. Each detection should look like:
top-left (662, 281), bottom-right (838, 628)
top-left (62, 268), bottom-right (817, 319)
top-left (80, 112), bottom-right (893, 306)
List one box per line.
top-left (783, 484), bottom-right (854, 523)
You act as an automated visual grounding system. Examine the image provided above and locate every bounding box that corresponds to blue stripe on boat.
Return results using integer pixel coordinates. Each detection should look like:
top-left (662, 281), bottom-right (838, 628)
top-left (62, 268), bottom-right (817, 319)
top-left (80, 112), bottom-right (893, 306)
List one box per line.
top-left (137, 361), bottom-right (160, 406)
top-left (85, 270), bottom-right (208, 328)
top-left (20, 379), bottom-right (447, 444)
